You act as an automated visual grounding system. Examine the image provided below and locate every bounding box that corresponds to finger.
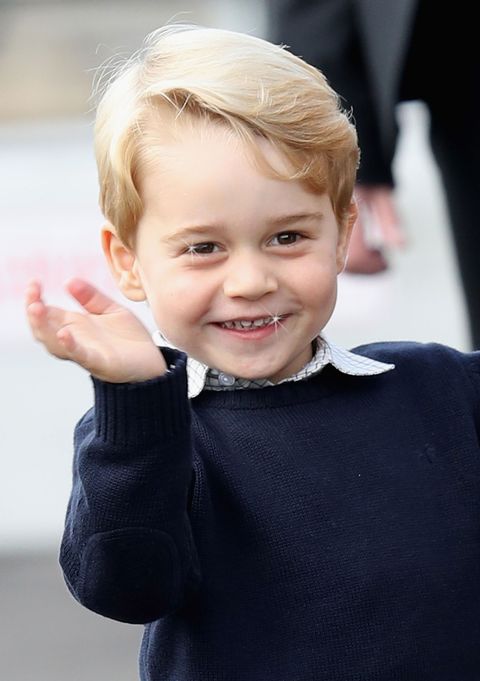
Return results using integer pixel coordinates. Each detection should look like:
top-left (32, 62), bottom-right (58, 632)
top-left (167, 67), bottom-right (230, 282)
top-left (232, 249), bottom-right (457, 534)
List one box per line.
top-left (345, 219), bottom-right (388, 273)
top-left (26, 301), bottom-right (46, 339)
top-left (65, 278), bottom-right (119, 315)
top-left (380, 218), bottom-right (407, 248)
top-left (27, 301), bottom-right (75, 355)
top-left (25, 280), bottom-right (42, 307)
top-left (28, 301), bottom-right (69, 332)
top-left (373, 194), bottom-right (406, 247)
top-left (360, 189), bottom-right (405, 249)
top-left (372, 193), bottom-right (405, 247)
top-left (56, 326), bottom-right (76, 354)
top-left (56, 327), bottom-right (101, 373)
top-left (357, 202), bottom-right (383, 249)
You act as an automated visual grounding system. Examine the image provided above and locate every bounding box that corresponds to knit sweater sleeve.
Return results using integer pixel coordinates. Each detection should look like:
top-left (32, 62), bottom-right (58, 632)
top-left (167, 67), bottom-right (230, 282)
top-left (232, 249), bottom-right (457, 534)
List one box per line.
top-left (59, 348), bottom-right (201, 624)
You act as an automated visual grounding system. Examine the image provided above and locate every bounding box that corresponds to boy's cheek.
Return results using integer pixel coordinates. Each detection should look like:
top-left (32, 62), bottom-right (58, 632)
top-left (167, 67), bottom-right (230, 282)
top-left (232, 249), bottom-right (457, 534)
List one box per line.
top-left (159, 278), bottom-right (204, 312)
top-left (142, 264), bottom-right (191, 301)
top-left (146, 284), bottom-right (203, 329)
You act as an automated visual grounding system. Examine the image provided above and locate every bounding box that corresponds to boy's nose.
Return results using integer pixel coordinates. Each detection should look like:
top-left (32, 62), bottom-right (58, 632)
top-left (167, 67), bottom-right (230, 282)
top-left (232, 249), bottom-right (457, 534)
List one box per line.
top-left (222, 254), bottom-right (278, 300)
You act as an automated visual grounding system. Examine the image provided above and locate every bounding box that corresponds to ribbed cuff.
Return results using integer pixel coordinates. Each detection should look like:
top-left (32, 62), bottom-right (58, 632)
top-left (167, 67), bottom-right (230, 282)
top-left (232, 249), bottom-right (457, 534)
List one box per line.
top-left (91, 348), bottom-right (190, 447)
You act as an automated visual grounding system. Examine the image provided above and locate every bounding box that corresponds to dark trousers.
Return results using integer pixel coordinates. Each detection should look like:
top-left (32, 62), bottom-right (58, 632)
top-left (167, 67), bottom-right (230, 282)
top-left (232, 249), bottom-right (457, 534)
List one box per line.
top-left (401, 2), bottom-right (480, 347)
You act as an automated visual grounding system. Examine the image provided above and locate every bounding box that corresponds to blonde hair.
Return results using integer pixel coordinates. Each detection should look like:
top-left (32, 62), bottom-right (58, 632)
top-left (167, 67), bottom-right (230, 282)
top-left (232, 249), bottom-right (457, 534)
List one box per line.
top-left (94, 25), bottom-right (359, 246)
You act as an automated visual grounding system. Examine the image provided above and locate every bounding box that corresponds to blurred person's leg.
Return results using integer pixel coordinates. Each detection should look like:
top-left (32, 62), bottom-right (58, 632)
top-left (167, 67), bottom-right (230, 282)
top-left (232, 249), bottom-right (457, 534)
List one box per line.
top-left (428, 99), bottom-right (480, 349)
top-left (411, 2), bottom-right (480, 348)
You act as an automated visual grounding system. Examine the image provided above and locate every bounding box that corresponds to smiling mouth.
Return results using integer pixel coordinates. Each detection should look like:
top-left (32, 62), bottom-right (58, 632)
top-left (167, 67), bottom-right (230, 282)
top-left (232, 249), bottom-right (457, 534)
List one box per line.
top-left (217, 315), bottom-right (288, 330)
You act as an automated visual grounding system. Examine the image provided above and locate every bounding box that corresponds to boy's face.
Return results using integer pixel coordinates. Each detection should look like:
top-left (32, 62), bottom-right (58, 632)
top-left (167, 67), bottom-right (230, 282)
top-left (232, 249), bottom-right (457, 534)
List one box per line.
top-left (105, 123), bottom-right (356, 382)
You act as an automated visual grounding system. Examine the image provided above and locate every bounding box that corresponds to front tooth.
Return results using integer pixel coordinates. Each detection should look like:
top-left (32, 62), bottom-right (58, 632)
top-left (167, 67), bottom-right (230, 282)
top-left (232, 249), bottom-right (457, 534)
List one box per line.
top-left (222, 317), bottom-right (273, 329)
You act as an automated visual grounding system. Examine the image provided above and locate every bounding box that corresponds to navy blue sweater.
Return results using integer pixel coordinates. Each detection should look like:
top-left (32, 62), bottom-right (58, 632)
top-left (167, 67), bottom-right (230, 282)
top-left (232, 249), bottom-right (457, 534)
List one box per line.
top-left (60, 342), bottom-right (480, 680)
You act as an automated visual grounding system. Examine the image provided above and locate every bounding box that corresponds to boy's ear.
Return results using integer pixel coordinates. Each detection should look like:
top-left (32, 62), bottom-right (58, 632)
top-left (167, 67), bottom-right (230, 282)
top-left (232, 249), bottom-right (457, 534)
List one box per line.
top-left (336, 200), bottom-right (358, 273)
top-left (101, 225), bottom-right (147, 301)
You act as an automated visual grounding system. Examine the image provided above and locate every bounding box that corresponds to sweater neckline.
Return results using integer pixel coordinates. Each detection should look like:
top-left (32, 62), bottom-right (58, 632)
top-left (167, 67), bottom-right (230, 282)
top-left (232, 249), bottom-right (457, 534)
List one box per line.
top-left (191, 368), bottom-right (341, 409)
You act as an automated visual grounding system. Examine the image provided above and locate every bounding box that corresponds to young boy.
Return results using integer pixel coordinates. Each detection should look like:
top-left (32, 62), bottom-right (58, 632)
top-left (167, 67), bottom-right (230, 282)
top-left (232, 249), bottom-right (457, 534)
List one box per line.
top-left (26, 25), bottom-right (480, 681)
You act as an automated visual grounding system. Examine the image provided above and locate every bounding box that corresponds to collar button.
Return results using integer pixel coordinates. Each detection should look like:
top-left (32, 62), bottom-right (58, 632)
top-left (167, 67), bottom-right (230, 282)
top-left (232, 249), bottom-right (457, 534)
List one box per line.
top-left (218, 372), bottom-right (236, 386)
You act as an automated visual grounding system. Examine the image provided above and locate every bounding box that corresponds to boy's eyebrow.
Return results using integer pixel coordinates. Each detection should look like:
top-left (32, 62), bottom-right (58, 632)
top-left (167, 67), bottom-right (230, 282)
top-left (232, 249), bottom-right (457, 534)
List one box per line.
top-left (267, 211), bottom-right (325, 226)
top-left (162, 224), bottom-right (221, 244)
top-left (163, 212), bottom-right (325, 244)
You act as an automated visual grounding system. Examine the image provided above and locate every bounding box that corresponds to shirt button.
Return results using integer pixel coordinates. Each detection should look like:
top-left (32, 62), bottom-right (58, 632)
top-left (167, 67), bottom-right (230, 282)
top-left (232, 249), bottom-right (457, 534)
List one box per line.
top-left (218, 372), bottom-right (236, 386)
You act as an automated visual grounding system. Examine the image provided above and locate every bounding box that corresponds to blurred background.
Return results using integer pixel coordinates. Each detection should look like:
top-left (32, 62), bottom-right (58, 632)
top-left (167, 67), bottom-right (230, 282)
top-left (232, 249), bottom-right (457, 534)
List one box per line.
top-left (0, 1), bottom-right (469, 679)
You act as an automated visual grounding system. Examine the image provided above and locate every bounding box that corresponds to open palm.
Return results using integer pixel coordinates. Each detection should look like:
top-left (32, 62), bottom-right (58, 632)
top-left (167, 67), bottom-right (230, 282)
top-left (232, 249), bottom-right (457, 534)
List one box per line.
top-left (25, 278), bottom-right (167, 383)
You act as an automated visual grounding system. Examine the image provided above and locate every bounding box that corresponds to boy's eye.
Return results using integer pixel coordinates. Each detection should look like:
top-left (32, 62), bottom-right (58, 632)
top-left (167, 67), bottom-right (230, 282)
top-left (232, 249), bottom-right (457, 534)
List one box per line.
top-left (270, 231), bottom-right (303, 246)
top-left (185, 242), bottom-right (219, 256)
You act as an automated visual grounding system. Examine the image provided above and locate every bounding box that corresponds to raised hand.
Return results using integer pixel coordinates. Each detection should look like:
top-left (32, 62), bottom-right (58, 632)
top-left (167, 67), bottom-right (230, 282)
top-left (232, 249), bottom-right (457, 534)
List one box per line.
top-left (25, 279), bottom-right (167, 383)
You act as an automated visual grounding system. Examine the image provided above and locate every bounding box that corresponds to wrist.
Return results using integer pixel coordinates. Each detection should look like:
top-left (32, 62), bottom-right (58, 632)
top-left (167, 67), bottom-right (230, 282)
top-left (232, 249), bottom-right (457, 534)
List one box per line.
top-left (90, 346), bottom-right (168, 384)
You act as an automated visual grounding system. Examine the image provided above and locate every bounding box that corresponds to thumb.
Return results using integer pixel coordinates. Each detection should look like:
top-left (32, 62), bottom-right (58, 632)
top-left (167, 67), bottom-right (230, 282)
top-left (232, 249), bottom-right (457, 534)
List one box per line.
top-left (65, 278), bottom-right (119, 315)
